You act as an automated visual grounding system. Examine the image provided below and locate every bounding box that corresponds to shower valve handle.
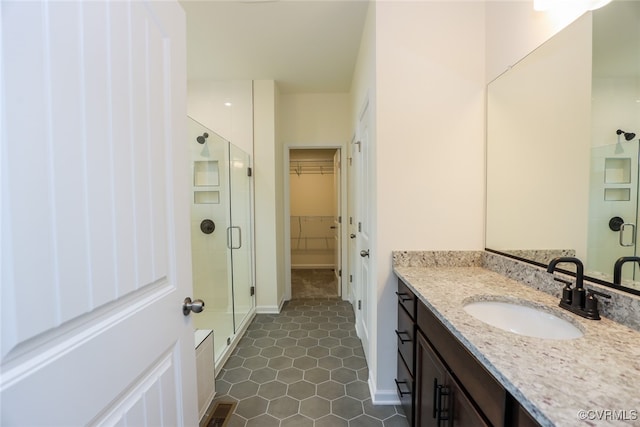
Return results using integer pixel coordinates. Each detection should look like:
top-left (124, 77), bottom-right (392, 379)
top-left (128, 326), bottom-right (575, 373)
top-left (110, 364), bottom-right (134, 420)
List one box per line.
top-left (182, 297), bottom-right (205, 315)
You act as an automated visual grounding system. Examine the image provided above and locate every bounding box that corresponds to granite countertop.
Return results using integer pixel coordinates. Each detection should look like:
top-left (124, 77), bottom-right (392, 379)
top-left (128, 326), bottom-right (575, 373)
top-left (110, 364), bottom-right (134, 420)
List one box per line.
top-left (393, 264), bottom-right (640, 426)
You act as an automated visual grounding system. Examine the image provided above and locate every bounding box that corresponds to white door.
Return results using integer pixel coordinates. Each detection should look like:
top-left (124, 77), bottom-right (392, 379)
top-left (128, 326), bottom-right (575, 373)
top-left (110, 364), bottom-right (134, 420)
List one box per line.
top-left (0, 2), bottom-right (198, 426)
top-left (333, 149), bottom-right (342, 295)
top-left (354, 102), bottom-right (371, 360)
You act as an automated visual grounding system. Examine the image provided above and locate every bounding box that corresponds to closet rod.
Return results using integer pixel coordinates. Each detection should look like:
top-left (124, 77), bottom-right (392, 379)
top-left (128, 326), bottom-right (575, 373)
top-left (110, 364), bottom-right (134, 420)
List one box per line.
top-left (289, 159), bottom-right (335, 176)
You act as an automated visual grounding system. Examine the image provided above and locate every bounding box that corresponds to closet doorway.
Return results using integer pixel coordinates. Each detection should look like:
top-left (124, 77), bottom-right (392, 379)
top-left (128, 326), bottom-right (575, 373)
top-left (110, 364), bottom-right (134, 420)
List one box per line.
top-left (288, 148), bottom-right (341, 299)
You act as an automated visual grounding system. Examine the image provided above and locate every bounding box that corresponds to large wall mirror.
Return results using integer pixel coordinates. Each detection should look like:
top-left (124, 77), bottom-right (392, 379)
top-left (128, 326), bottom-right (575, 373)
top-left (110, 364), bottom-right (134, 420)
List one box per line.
top-left (486, 0), bottom-right (640, 295)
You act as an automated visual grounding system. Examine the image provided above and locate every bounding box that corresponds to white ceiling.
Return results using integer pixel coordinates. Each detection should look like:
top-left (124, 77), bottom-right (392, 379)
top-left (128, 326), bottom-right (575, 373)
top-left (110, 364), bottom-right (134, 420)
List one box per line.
top-left (180, 0), bottom-right (638, 92)
top-left (180, 0), bottom-right (370, 93)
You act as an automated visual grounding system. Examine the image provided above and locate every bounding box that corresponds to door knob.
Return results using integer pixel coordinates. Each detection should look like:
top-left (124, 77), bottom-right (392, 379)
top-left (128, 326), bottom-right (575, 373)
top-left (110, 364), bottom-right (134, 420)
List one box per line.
top-left (200, 219), bottom-right (215, 234)
top-left (360, 249), bottom-right (369, 258)
top-left (350, 234), bottom-right (356, 239)
top-left (183, 297), bottom-right (205, 315)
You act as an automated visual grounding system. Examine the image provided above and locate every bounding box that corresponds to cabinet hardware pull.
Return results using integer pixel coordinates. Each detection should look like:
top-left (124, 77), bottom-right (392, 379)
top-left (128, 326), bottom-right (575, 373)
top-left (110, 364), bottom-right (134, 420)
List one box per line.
top-left (394, 379), bottom-right (412, 397)
top-left (432, 378), bottom-right (438, 419)
top-left (395, 291), bottom-right (412, 302)
top-left (436, 384), bottom-right (451, 426)
top-left (395, 330), bottom-right (412, 343)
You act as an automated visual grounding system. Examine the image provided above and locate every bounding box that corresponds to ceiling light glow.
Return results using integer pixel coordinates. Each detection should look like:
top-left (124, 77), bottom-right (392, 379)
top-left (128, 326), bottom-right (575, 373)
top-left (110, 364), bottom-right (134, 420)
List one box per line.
top-left (534, 0), bottom-right (612, 11)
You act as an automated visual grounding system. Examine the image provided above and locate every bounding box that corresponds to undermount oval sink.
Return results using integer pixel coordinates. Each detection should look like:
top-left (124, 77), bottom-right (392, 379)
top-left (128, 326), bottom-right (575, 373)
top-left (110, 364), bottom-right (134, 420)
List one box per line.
top-left (463, 300), bottom-right (583, 340)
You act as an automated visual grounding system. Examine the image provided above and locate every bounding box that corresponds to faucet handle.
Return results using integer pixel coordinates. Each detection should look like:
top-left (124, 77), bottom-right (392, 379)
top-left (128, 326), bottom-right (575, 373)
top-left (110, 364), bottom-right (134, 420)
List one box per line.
top-left (584, 289), bottom-right (611, 320)
top-left (587, 289), bottom-right (612, 299)
top-left (554, 277), bottom-right (573, 305)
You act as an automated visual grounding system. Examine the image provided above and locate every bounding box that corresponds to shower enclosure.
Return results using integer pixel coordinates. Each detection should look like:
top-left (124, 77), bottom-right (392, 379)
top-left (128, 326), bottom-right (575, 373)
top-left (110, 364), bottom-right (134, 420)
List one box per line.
top-left (188, 117), bottom-right (255, 367)
top-left (587, 140), bottom-right (640, 289)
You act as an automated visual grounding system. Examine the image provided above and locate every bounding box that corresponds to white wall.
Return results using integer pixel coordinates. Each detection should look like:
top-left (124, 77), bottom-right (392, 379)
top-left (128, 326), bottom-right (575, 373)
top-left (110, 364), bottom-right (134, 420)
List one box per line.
top-left (375, 0), bottom-right (487, 402)
top-left (253, 80), bottom-right (285, 313)
top-left (187, 80), bottom-right (253, 155)
top-left (279, 93), bottom-right (351, 144)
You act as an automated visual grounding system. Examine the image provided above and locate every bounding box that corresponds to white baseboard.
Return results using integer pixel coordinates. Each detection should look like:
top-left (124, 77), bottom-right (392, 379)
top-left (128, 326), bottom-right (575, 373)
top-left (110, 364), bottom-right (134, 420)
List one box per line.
top-left (256, 304), bottom-right (280, 314)
top-left (256, 294), bottom-right (286, 314)
top-left (368, 378), bottom-right (401, 406)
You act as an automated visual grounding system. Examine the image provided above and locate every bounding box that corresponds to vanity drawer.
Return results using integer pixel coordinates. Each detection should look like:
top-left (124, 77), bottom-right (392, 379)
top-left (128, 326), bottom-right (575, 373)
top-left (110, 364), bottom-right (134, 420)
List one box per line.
top-left (396, 302), bottom-right (415, 373)
top-left (417, 301), bottom-right (506, 427)
top-left (397, 279), bottom-right (416, 320)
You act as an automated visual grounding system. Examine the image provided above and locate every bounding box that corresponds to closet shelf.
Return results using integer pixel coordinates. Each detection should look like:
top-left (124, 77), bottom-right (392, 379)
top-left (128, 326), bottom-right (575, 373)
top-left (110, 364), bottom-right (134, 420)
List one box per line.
top-left (290, 237), bottom-right (335, 252)
top-left (290, 215), bottom-right (336, 253)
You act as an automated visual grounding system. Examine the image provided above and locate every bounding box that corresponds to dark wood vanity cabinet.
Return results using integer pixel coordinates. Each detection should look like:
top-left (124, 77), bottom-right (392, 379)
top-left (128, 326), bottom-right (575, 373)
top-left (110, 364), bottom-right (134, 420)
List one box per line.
top-left (396, 278), bottom-right (541, 427)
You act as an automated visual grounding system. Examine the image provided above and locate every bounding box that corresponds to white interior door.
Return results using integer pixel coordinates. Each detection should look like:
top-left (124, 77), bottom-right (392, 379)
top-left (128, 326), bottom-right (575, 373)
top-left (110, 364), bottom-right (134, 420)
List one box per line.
top-left (1, 1), bottom-right (198, 425)
top-left (354, 102), bottom-right (371, 360)
top-left (333, 149), bottom-right (342, 295)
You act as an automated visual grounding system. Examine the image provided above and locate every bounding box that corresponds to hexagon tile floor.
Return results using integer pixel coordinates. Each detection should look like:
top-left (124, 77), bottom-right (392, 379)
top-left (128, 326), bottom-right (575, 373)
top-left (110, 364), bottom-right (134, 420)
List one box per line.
top-left (202, 298), bottom-right (409, 427)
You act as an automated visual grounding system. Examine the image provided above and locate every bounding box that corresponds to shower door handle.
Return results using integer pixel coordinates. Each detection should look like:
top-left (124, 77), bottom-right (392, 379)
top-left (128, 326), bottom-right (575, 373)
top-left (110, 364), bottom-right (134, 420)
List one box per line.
top-left (619, 223), bottom-right (636, 247)
top-left (227, 226), bottom-right (242, 250)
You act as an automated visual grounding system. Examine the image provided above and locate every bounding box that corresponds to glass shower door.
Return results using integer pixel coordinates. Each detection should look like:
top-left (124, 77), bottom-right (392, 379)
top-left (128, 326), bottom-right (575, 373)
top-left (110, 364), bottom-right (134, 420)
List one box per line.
top-left (587, 140), bottom-right (639, 283)
top-left (188, 118), bottom-right (235, 363)
top-left (228, 142), bottom-right (254, 330)
top-left (188, 117), bottom-right (256, 365)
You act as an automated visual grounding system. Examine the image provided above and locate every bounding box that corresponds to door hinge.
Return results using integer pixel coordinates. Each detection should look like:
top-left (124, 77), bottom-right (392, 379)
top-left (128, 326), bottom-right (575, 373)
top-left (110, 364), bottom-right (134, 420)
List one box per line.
top-left (358, 222), bottom-right (362, 232)
top-left (338, 216), bottom-right (342, 224)
top-left (349, 217), bottom-right (353, 225)
top-left (358, 300), bottom-right (362, 310)
top-left (338, 269), bottom-right (342, 277)
top-left (247, 167), bottom-right (252, 177)
top-left (250, 286), bottom-right (255, 296)
top-left (349, 274), bottom-right (353, 283)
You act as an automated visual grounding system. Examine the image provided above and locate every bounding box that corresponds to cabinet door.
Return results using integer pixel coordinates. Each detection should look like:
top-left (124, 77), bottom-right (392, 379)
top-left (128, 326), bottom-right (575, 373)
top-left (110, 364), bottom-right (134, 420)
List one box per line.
top-left (416, 331), bottom-right (489, 427)
top-left (415, 331), bottom-right (447, 427)
top-left (447, 374), bottom-right (490, 427)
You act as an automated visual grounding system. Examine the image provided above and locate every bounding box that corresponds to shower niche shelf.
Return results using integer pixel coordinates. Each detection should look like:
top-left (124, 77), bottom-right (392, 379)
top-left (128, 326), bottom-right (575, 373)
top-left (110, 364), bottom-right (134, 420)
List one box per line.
top-left (604, 157), bottom-right (631, 184)
top-left (194, 191), bottom-right (220, 204)
top-left (604, 188), bottom-right (631, 202)
top-left (194, 161), bottom-right (220, 187)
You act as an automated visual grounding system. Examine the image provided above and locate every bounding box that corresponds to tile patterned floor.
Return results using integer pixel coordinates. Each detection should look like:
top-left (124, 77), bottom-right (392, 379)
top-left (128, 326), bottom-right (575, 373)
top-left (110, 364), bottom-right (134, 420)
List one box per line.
top-left (203, 298), bottom-right (409, 427)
